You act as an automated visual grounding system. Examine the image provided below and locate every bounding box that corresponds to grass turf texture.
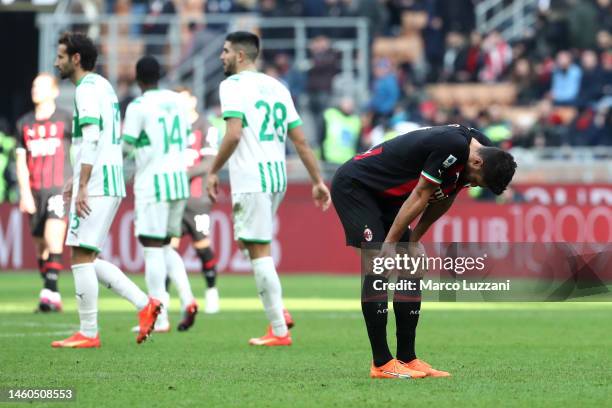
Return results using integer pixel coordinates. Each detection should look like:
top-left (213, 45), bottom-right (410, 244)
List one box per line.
top-left (0, 272), bottom-right (611, 408)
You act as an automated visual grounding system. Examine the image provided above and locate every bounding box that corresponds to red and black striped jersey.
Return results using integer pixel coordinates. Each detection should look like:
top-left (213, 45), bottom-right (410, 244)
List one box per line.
top-left (16, 108), bottom-right (72, 192)
top-left (185, 116), bottom-right (218, 199)
top-left (345, 124), bottom-right (491, 204)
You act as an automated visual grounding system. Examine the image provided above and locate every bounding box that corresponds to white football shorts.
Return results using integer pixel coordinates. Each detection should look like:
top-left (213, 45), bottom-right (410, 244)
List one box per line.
top-left (65, 196), bottom-right (121, 253)
top-left (231, 192), bottom-right (284, 243)
top-left (134, 199), bottom-right (187, 239)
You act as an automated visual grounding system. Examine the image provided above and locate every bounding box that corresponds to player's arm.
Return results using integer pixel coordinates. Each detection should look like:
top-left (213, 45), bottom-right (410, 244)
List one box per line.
top-left (288, 125), bottom-right (331, 210)
top-left (15, 149), bottom-right (36, 214)
top-left (206, 117), bottom-right (242, 202)
top-left (385, 178), bottom-right (438, 243)
top-left (75, 124), bottom-right (99, 217)
top-left (409, 193), bottom-right (457, 242)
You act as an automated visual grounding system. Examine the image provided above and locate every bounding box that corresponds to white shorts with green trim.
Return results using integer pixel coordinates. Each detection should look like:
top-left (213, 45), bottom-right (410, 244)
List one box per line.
top-left (135, 200), bottom-right (187, 239)
top-left (231, 192), bottom-right (284, 243)
top-left (65, 196), bottom-right (121, 252)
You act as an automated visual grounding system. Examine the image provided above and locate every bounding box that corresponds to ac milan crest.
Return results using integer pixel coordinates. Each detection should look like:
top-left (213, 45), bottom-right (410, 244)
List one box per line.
top-left (363, 226), bottom-right (373, 242)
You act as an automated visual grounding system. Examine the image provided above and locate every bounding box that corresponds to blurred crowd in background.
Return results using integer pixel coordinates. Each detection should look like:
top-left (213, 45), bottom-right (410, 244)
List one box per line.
top-left (1, 0), bottom-right (611, 204)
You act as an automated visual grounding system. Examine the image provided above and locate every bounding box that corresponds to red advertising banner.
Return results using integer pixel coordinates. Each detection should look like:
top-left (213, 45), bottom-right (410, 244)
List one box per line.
top-left (1, 184), bottom-right (611, 274)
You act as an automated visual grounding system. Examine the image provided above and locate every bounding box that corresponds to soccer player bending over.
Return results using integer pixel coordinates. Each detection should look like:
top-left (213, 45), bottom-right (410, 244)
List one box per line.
top-left (51, 32), bottom-right (161, 348)
top-left (123, 57), bottom-right (198, 333)
top-left (330, 124), bottom-right (516, 378)
top-left (15, 73), bottom-right (72, 312)
top-left (207, 31), bottom-right (331, 346)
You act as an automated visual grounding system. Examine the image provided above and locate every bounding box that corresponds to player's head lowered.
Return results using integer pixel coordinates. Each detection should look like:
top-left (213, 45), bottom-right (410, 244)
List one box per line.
top-left (465, 143), bottom-right (517, 195)
top-left (135, 56), bottom-right (161, 90)
top-left (31, 73), bottom-right (59, 105)
top-left (55, 32), bottom-right (97, 81)
top-left (221, 31), bottom-right (260, 76)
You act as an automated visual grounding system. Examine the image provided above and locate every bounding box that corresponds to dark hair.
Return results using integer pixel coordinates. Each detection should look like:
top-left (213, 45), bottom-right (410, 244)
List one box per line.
top-left (479, 147), bottom-right (517, 195)
top-left (58, 32), bottom-right (98, 71)
top-left (136, 56), bottom-right (161, 85)
top-left (225, 31), bottom-right (260, 61)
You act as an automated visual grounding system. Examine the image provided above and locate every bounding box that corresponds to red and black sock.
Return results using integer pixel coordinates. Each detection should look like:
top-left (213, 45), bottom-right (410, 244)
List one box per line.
top-left (43, 253), bottom-right (63, 292)
top-left (362, 275), bottom-right (393, 367)
top-left (196, 247), bottom-right (217, 289)
top-left (393, 278), bottom-right (421, 363)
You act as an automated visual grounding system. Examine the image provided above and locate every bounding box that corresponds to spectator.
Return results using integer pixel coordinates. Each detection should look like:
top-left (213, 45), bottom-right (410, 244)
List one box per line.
top-left (511, 58), bottom-right (540, 104)
top-left (577, 50), bottom-right (605, 107)
top-left (142, 0), bottom-right (177, 58)
top-left (456, 30), bottom-right (484, 82)
top-left (321, 96), bottom-right (362, 164)
top-left (368, 57), bottom-right (400, 126)
top-left (273, 53), bottom-right (305, 101)
top-left (550, 50), bottom-right (582, 105)
top-left (567, 0), bottom-right (599, 49)
top-left (440, 31), bottom-right (466, 82)
top-left (434, 0), bottom-right (475, 34)
top-left (307, 36), bottom-right (341, 138)
top-left (479, 31), bottom-right (513, 83)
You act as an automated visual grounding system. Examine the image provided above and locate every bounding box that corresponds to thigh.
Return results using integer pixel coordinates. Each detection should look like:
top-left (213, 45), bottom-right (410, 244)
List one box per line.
top-left (167, 200), bottom-right (187, 238)
top-left (231, 192), bottom-right (273, 243)
top-left (65, 196), bottom-right (121, 253)
top-left (183, 199), bottom-right (212, 241)
top-left (331, 173), bottom-right (386, 247)
top-left (29, 190), bottom-right (47, 238)
top-left (135, 201), bottom-right (170, 240)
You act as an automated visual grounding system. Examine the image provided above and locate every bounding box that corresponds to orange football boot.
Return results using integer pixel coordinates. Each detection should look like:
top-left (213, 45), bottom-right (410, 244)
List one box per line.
top-left (51, 332), bottom-right (100, 348)
top-left (177, 301), bottom-right (199, 332)
top-left (401, 359), bottom-right (451, 377)
top-left (137, 297), bottom-right (162, 344)
top-left (370, 359), bottom-right (426, 379)
top-left (249, 326), bottom-right (292, 346)
top-left (283, 308), bottom-right (294, 329)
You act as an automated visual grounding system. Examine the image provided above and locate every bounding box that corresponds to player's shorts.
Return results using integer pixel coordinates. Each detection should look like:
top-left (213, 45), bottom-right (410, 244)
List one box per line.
top-left (232, 192), bottom-right (284, 243)
top-left (181, 198), bottom-right (213, 242)
top-left (65, 196), bottom-right (121, 253)
top-left (29, 189), bottom-right (65, 237)
top-left (331, 163), bottom-right (411, 247)
top-left (135, 199), bottom-right (187, 240)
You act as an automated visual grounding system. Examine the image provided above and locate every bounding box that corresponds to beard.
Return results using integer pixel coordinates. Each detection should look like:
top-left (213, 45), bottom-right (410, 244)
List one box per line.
top-left (57, 65), bottom-right (73, 79)
top-left (223, 60), bottom-right (236, 77)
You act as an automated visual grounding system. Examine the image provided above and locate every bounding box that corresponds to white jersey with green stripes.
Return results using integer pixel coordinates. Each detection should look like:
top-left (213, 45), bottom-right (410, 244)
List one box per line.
top-left (219, 71), bottom-right (302, 194)
top-left (122, 89), bottom-right (190, 204)
top-left (71, 72), bottom-right (125, 197)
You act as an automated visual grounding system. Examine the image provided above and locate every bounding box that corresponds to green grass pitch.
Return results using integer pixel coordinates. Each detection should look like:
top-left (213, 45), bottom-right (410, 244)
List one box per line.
top-left (0, 272), bottom-right (611, 407)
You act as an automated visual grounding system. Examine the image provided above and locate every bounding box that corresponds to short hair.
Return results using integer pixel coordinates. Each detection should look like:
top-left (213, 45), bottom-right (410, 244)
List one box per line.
top-left (136, 56), bottom-right (161, 85)
top-left (58, 32), bottom-right (98, 71)
top-left (479, 147), bottom-right (517, 195)
top-left (225, 31), bottom-right (260, 61)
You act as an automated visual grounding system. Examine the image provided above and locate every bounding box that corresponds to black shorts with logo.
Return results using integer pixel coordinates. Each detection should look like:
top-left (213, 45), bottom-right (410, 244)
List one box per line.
top-left (331, 163), bottom-right (411, 248)
top-left (181, 197), bottom-right (212, 242)
top-left (29, 189), bottom-right (65, 237)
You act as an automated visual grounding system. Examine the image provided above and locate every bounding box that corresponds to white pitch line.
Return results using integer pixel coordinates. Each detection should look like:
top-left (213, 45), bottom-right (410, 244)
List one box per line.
top-left (0, 330), bottom-right (74, 338)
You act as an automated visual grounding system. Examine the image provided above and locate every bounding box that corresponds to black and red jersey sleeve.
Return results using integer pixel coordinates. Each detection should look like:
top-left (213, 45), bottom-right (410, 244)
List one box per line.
top-left (420, 128), bottom-right (469, 185)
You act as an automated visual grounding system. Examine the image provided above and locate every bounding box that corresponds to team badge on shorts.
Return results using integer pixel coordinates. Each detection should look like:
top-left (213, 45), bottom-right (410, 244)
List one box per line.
top-left (363, 226), bottom-right (373, 242)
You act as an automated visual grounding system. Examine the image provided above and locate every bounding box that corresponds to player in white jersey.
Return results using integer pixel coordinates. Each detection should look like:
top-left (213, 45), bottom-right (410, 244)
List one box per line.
top-left (51, 32), bottom-right (161, 348)
top-left (207, 32), bottom-right (331, 346)
top-left (123, 56), bottom-right (198, 332)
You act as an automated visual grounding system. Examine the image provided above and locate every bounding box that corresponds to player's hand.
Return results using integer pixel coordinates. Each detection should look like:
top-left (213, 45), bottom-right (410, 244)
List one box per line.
top-left (19, 192), bottom-right (36, 214)
top-left (75, 186), bottom-right (91, 217)
top-left (408, 241), bottom-right (428, 278)
top-left (207, 172), bottom-right (219, 204)
top-left (312, 181), bottom-right (331, 211)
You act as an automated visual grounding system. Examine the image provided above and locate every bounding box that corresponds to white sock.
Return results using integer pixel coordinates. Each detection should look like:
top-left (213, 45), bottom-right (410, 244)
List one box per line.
top-left (252, 256), bottom-right (287, 337)
top-left (144, 247), bottom-right (168, 324)
top-left (72, 263), bottom-right (98, 338)
top-left (94, 259), bottom-right (148, 310)
top-left (164, 245), bottom-right (194, 311)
